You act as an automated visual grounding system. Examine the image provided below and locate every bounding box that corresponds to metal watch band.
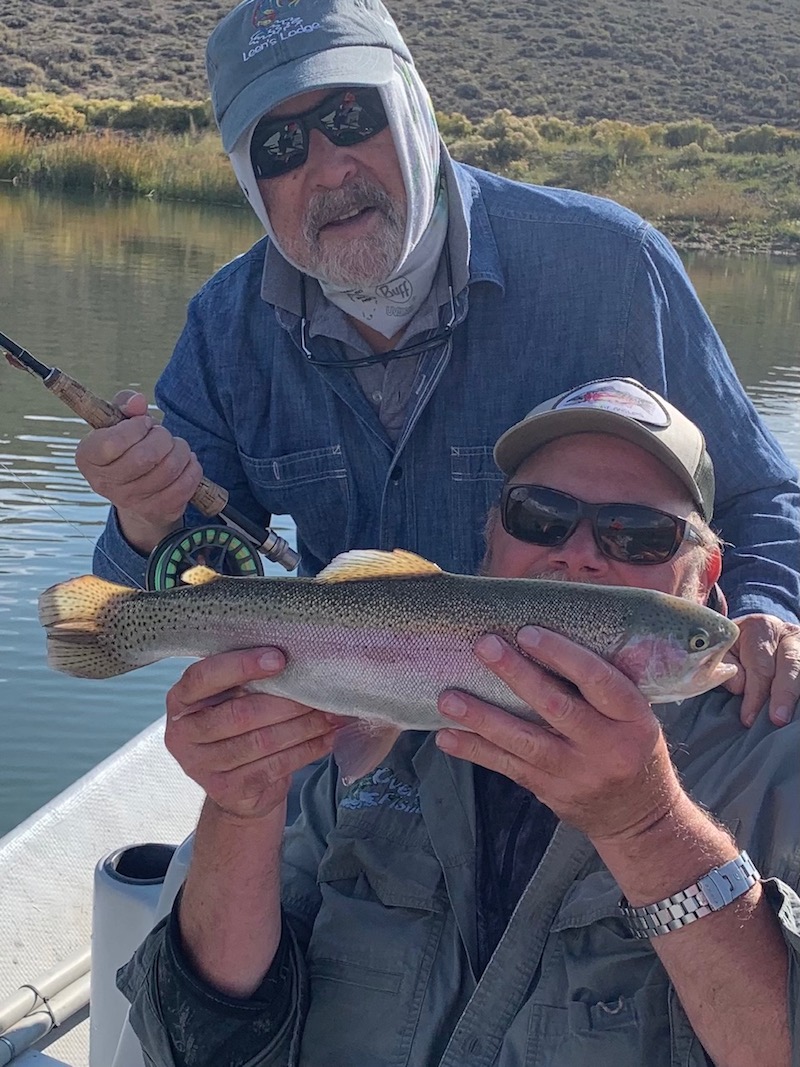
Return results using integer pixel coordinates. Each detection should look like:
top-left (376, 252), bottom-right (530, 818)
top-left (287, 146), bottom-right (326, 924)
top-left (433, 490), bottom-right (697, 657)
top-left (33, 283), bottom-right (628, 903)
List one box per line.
top-left (620, 850), bottom-right (760, 939)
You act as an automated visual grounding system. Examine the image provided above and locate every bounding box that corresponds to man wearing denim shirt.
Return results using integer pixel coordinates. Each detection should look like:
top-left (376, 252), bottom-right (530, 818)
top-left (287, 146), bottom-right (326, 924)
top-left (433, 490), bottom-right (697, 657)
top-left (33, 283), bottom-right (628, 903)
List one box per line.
top-left (118, 381), bottom-right (800, 1067)
top-left (76, 0), bottom-right (800, 720)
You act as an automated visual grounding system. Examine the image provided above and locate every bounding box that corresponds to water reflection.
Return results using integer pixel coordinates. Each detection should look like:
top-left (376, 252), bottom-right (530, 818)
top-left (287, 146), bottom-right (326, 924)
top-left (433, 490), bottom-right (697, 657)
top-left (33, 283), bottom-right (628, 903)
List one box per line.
top-left (684, 252), bottom-right (800, 462)
top-left (0, 185), bottom-right (798, 835)
top-left (0, 188), bottom-right (261, 410)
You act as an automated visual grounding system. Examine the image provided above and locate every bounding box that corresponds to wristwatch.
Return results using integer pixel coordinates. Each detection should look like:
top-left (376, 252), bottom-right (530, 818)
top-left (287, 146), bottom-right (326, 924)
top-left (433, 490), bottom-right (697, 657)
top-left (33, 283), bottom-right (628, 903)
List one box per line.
top-left (620, 851), bottom-right (760, 939)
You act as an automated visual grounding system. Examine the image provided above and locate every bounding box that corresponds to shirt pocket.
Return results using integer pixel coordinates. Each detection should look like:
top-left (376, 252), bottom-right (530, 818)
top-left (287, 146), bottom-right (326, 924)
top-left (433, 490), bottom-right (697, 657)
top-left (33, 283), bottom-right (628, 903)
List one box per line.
top-left (524, 870), bottom-right (696, 1067)
top-left (449, 445), bottom-right (505, 569)
top-left (299, 833), bottom-right (447, 1061)
top-left (238, 444), bottom-right (352, 568)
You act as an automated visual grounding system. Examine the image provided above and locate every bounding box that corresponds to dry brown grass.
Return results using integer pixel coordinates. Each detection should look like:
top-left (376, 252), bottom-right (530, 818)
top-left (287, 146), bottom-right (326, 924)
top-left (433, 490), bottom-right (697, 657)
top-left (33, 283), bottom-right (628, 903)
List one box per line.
top-left (0, 125), bottom-right (240, 202)
top-left (619, 183), bottom-right (770, 225)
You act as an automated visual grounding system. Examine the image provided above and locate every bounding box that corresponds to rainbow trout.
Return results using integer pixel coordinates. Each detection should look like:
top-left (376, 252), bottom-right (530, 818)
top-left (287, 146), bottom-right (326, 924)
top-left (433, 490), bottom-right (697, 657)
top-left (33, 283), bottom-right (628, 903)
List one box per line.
top-left (39, 549), bottom-right (738, 783)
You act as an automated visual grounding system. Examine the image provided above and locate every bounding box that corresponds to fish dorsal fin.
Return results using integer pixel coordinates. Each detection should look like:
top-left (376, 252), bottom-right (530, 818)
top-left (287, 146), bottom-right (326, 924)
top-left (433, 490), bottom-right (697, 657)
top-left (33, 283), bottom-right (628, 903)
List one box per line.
top-left (181, 565), bottom-right (223, 586)
top-left (315, 549), bottom-right (443, 583)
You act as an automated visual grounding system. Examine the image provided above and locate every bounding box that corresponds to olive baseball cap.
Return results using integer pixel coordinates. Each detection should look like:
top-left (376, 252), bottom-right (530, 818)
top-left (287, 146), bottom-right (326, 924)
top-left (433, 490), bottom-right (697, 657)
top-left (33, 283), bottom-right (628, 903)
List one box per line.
top-left (207, 0), bottom-right (412, 153)
top-left (494, 378), bottom-right (716, 520)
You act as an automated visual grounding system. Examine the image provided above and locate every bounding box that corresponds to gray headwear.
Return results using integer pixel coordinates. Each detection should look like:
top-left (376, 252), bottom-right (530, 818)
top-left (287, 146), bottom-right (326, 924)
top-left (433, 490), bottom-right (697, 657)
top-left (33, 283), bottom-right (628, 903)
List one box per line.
top-left (207, 0), bottom-right (412, 153)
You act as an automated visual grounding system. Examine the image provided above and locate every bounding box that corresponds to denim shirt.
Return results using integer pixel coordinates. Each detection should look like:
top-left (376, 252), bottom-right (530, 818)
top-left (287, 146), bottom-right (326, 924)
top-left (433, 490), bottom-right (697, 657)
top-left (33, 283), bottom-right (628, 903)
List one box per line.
top-left (94, 161), bottom-right (800, 621)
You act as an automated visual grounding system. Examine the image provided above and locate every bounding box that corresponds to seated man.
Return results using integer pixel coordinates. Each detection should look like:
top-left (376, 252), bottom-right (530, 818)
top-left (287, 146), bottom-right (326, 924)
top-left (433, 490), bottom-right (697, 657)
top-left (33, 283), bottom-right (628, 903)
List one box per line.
top-left (119, 379), bottom-right (800, 1067)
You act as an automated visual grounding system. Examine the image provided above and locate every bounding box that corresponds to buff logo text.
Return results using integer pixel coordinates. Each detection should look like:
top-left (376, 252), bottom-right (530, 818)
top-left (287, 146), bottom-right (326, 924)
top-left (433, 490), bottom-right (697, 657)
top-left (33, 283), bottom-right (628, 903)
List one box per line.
top-left (377, 277), bottom-right (413, 304)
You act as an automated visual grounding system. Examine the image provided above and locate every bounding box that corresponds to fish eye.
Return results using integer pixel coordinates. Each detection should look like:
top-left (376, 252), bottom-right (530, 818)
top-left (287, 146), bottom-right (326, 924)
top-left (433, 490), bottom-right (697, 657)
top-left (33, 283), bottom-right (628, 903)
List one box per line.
top-left (689, 629), bottom-right (710, 652)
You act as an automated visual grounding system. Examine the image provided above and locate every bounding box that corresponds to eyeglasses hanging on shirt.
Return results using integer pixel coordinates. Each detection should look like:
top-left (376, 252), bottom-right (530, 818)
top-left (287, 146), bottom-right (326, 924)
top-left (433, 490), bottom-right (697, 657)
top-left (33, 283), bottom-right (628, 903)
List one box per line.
top-left (298, 242), bottom-right (457, 370)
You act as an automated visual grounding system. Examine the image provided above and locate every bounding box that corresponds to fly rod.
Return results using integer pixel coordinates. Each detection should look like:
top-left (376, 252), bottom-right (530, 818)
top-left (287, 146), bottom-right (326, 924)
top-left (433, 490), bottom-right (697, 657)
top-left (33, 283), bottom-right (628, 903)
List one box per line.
top-left (1, 330), bottom-right (299, 575)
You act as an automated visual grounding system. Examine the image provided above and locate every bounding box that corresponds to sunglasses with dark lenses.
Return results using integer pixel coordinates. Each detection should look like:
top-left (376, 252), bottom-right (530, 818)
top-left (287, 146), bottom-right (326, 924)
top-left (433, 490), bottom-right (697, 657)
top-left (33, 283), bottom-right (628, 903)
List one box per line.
top-left (250, 87), bottom-right (389, 180)
top-left (501, 484), bottom-right (705, 565)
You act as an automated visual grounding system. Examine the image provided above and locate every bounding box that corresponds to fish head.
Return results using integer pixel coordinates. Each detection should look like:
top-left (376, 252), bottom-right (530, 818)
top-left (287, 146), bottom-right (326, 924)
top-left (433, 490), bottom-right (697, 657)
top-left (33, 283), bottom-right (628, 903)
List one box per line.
top-left (610, 605), bottom-right (739, 704)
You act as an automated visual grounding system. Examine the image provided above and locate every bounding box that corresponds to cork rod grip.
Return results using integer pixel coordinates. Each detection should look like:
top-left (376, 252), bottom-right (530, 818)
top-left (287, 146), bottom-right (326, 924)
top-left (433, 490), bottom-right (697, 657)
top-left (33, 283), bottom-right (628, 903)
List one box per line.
top-left (48, 369), bottom-right (230, 518)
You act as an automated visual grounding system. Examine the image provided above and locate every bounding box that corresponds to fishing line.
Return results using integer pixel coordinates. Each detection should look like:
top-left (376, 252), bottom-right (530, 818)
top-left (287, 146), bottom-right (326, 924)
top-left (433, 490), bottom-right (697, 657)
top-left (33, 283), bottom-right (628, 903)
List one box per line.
top-left (0, 457), bottom-right (145, 589)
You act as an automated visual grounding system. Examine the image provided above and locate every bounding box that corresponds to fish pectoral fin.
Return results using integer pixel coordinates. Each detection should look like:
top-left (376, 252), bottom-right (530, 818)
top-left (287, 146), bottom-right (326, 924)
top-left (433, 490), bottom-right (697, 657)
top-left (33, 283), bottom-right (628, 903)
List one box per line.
top-left (316, 549), bottom-right (443, 583)
top-left (333, 721), bottom-right (404, 785)
top-left (181, 565), bottom-right (223, 586)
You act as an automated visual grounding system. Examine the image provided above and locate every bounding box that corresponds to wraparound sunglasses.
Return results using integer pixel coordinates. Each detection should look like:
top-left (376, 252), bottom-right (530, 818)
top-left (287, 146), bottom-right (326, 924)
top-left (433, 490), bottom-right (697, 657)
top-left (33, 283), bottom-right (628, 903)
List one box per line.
top-left (501, 484), bottom-right (705, 565)
top-left (250, 87), bottom-right (389, 179)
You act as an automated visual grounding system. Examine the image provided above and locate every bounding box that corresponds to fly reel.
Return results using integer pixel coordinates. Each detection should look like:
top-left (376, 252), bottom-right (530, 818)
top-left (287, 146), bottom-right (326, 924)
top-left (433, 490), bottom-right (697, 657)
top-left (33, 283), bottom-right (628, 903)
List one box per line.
top-left (145, 525), bottom-right (264, 590)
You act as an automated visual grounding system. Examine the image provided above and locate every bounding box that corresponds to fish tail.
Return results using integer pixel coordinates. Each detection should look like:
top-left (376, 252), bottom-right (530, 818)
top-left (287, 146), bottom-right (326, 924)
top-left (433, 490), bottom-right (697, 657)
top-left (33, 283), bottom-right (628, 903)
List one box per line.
top-left (38, 575), bottom-right (142, 679)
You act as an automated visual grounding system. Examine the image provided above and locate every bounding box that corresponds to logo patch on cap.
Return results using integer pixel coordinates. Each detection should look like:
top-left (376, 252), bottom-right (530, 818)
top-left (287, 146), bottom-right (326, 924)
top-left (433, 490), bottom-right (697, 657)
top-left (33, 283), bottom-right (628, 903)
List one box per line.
top-left (555, 379), bottom-right (671, 427)
top-left (245, 0), bottom-right (322, 60)
top-left (252, 0), bottom-right (301, 25)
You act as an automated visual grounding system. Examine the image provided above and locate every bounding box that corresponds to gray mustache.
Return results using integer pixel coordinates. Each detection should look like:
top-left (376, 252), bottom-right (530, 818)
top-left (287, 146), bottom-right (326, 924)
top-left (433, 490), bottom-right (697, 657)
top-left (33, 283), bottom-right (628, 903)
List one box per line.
top-left (304, 180), bottom-right (397, 239)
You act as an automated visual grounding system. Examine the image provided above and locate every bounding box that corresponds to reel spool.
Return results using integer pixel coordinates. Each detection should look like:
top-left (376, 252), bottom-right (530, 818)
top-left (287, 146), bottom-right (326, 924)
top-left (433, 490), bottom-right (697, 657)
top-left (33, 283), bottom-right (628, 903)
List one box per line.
top-left (145, 525), bottom-right (264, 591)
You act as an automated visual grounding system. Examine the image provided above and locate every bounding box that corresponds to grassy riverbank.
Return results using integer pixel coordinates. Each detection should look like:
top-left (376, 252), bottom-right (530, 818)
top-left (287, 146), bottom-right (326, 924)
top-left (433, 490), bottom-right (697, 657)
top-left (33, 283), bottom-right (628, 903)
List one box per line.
top-left (2, 93), bottom-right (800, 255)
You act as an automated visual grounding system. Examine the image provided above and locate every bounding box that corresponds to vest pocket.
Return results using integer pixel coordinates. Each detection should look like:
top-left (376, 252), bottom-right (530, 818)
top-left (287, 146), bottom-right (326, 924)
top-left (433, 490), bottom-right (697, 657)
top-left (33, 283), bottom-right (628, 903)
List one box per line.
top-left (300, 839), bottom-right (446, 1063)
top-left (523, 869), bottom-right (699, 1065)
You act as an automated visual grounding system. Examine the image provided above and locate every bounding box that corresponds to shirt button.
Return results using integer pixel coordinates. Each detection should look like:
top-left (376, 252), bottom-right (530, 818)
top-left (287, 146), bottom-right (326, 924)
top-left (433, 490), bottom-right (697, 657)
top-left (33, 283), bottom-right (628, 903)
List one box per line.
top-left (371, 390), bottom-right (383, 403)
top-left (390, 466), bottom-right (403, 482)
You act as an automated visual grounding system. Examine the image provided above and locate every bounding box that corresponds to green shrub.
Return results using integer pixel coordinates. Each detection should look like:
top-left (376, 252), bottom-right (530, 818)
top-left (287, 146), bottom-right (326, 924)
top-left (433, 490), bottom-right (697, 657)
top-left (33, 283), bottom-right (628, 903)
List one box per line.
top-left (0, 90), bottom-right (215, 136)
top-left (448, 135), bottom-right (499, 170)
top-left (447, 110), bottom-right (542, 172)
top-left (435, 110), bottom-right (475, 140)
top-left (17, 90), bottom-right (57, 111)
top-left (108, 94), bottom-right (211, 133)
top-left (18, 103), bottom-right (86, 137)
top-left (83, 97), bottom-right (130, 127)
top-left (725, 124), bottom-right (782, 154)
top-left (644, 123), bottom-right (667, 146)
top-left (663, 119), bottom-right (722, 150)
top-left (590, 120), bottom-right (650, 162)
top-left (475, 110), bottom-right (541, 167)
top-left (678, 142), bottom-right (706, 165)
top-left (0, 88), bottom-right (28, 117)
top-left (534, 116), bottom-right (584, 143)
top-left (548, 146), bottom-right (619, 191)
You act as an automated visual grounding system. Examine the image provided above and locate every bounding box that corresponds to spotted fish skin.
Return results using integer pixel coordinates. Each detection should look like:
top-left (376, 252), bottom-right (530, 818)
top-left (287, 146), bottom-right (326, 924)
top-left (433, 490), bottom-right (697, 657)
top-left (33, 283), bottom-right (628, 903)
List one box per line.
top-left (38, 550), bottom-right (740, 783)
top-left (38, 549), bottom-right (738, 724)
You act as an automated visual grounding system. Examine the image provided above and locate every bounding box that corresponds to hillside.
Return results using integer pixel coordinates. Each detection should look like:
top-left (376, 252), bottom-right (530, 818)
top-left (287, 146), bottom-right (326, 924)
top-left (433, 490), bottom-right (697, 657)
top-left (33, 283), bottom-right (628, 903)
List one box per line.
top-left (2, 0), bottom-right (799, 129)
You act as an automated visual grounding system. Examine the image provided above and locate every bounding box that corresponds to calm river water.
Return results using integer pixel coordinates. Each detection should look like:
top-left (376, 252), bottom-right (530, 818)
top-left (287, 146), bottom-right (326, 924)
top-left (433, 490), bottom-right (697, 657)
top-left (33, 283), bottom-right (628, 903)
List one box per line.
top-left (1, 185), bottom-right (799, 837)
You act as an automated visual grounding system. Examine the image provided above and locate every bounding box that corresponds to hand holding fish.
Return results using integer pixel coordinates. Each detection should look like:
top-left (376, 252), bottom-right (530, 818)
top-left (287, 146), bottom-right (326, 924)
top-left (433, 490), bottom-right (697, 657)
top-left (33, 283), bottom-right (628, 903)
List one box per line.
top-left (436, 626), bottom-right (683, 845)
top-left (722, 614), bottom-right (800, 728)
top-left (75, 391), bottom-right (202, 554)
top-left (164, 646), bottom-right (338, 821)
